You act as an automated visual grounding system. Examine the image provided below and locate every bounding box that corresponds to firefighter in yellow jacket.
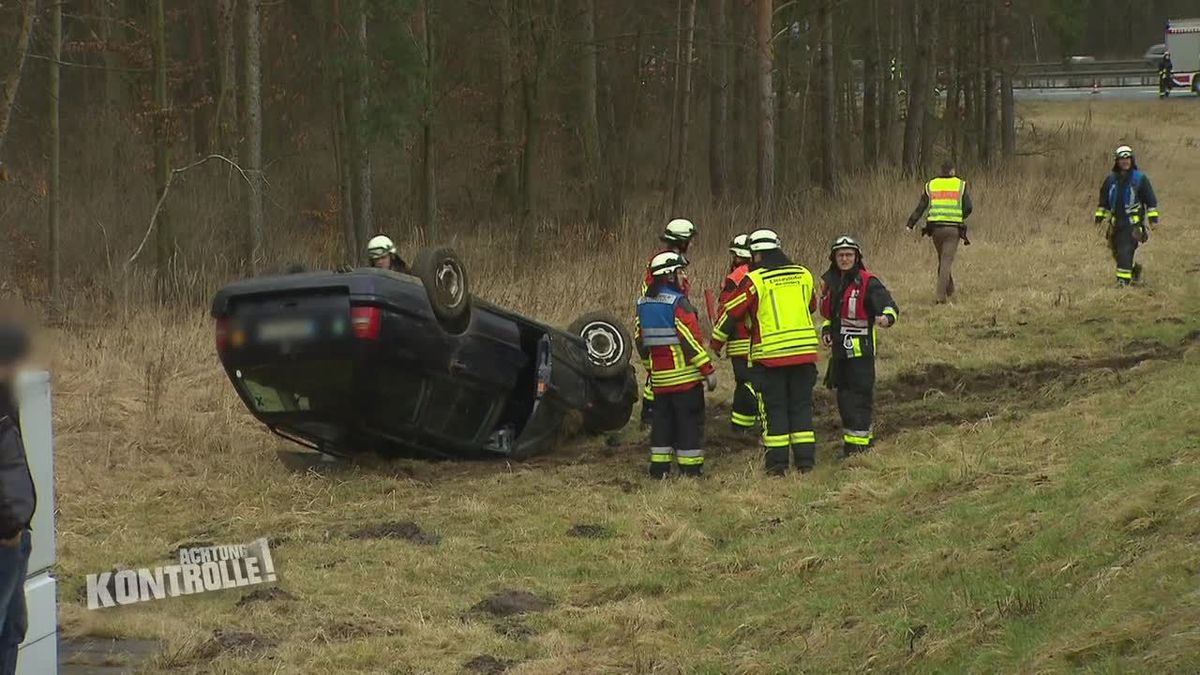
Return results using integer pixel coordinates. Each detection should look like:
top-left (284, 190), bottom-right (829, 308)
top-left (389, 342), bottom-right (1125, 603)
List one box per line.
top-left (711, 229), bottom-right (820, 475)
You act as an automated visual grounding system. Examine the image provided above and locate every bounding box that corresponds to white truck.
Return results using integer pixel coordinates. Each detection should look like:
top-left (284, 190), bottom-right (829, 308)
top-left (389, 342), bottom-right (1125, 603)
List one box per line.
top-left (1166, 18), bottom-right (1200, 94)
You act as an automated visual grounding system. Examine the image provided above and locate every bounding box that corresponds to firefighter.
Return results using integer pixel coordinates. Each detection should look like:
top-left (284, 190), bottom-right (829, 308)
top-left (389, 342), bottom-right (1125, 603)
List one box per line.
top-left (716, 234), bottom-right (757, 434)
top-left (711, 229), bottom-right (820, 476)
top-left (906, 161), bottom-right (972, 303)
top-left (638, 218), bottom-right (697, 428)
top-left (818, 236), bottom-right (899, 457)
top-left (1158, 50), bottom-right (1173, 99)
top-left (366, 235), bottom-right (409, 273)
top-left (635, 251), bottom-right (716, 479)
top-left (1095, 145), bottom-right (1159, 286)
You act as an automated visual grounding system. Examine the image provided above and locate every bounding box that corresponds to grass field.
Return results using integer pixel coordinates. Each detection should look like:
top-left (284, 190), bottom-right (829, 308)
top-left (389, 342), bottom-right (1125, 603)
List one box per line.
top-left (46, 101), bottom-right (1200, 674)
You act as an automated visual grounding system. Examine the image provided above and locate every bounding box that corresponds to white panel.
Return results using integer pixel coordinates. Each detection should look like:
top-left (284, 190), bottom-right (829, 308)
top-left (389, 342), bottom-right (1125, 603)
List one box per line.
top-left (20, 574), bottom-right (56, 646)
top-left (14, 370), bottom-right (55, 573)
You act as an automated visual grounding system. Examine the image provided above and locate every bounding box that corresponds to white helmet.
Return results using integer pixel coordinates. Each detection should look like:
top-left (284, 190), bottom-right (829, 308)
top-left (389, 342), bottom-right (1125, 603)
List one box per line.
top-left (662, 218), bottom-right (696, 243)
top-left (648, 251), bottom-right (687, 277)
top-left (366, 235), bottom-right (396, 260)
top-left (1114, 145), bottom-right (1134, 159)
top-left (748, 228), bottom-right (781, 252)
top-left (729, 233), bottom-right (751, 259)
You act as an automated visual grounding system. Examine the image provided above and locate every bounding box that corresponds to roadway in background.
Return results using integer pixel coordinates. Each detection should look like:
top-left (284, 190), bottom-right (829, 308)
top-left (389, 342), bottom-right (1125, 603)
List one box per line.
top-left (1013, 86), bottom-right (1195, 101)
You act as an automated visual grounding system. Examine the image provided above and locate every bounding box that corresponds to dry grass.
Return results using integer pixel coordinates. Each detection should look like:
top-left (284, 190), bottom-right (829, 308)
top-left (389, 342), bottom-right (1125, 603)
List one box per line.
top-left (32, 99), bottom-right (1200, 673)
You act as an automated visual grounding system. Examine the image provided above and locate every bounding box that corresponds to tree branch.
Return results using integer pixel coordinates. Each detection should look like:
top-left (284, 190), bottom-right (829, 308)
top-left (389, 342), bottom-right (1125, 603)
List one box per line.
top-left (125, 154), bottom-right (254, 271)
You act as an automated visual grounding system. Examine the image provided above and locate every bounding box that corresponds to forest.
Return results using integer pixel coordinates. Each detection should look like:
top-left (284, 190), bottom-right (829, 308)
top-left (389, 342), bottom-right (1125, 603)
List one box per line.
top-left (0, 0), bottom-right (1191, 303)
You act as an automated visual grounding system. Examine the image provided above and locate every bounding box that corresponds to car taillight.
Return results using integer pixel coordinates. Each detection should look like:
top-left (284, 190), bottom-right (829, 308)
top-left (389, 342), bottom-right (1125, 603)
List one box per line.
top-left (215, 318), bottom-right (230, 352)
top-left (350, 306), bottom-right (382, 340)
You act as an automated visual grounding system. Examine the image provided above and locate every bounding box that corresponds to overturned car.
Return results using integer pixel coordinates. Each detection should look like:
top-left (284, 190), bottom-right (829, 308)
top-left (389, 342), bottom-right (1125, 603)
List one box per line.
top-left (212, 247), bottom-right (637, 460)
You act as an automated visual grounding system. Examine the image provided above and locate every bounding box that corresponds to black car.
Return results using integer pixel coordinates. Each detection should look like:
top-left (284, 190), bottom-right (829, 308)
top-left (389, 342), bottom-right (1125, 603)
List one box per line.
top-left (212, 247), bottom-right (637, 460)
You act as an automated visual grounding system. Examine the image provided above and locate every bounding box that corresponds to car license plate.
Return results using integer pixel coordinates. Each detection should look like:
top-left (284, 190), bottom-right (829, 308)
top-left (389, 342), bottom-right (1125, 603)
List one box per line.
top-left (257, 318), bottom-right (316, 342)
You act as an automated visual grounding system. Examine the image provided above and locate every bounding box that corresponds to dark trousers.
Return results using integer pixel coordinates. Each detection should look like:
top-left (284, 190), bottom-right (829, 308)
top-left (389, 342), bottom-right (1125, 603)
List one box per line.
top-left (649, 385), bottom-right (705, 478)
top-left (0, 531), bottom-right (30, 675)
top-left (831, 357), bottom-right (876, 455)
top-left (730, 357), bottom-right (758, 430)
top-left (1109, 222), bottom-right (1141, 284)
top-left (755, 363), bottom-right (817, 474)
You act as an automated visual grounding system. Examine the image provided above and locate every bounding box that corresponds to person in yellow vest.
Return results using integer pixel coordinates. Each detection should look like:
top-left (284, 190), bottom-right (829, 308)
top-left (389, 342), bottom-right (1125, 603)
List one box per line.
top-left (906, 161), bottom-right (973, 303)
top-left (715, 234), bottom-right (757, 435)
top-left (711, 229), bottom-right (820, 476)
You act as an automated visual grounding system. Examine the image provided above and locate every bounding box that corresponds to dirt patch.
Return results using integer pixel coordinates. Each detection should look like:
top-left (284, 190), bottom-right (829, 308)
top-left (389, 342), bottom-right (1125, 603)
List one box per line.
top-left (1154, 316), bottom-right (1184, 325)
top-left (236, 587), bottom-right (295, 607)
top-left (348, 520), bottom-right (440, 545)
top-left (567, 523), bottom-right (613, 539)
top-left (468, 590), bottom-right (553, 618)
top-left (493, 618), bottom-right (535, 641)
top-left (873, 338), bottom-right (1190, 436)
top-left (464, 655), bottom-right (515, 674)
top-left (196, 630), bottom-right (276, 659)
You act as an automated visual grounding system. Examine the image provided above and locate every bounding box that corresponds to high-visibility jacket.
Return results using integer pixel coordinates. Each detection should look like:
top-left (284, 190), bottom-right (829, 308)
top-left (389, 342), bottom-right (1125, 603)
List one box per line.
top-left (819, 267), bottom-right (899, 360)
top-left (926, 177), bottom-right (966, 224)
top-left (711, 264), bottom-right (819, 368)
top-left (1095, 170), bottom-right (1159, 226)
top-left (718, 263), bottom-right (752, 358)
top-left (635, 285), bottom-right (713, 394)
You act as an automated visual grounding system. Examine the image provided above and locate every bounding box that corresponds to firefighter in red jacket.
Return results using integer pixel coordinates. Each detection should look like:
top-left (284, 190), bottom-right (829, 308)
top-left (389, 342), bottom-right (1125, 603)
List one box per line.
top-left (716, 233), bottom-right (758, 434)
top-left (635, 251), bottom-right (716, 479)
top-left (818, 236), bottom-right (899, 457)
top-left (638, 218), bottom-right (697, 427)
top-left (712, 229), bottom-right (820, 475)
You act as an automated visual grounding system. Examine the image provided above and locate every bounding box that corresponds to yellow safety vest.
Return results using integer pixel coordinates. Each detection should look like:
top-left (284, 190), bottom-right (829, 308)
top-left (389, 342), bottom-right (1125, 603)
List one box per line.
top-left (926, 177), bottom-right (965, 224)
top-left (747, 266), bottom-right (819, 363)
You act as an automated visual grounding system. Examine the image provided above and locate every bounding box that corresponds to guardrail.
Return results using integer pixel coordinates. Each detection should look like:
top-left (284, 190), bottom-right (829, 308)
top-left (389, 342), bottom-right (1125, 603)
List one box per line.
top-left (1013, 60), bottom-right (1158, 88)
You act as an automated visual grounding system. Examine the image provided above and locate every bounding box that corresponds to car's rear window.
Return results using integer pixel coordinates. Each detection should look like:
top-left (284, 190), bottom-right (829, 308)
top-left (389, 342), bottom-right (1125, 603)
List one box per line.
top-left (237, 360), bottom-right (352, 413)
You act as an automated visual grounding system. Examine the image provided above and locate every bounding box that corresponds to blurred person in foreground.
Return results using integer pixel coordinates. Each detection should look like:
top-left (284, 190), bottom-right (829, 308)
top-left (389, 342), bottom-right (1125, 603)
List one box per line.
top-left (0, 321), bottom-right (34, 675)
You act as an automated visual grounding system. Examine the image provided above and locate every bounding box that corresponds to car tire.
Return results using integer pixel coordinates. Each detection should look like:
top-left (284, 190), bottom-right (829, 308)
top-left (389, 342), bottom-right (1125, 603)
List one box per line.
top-left (568, 311), bottom-right (632, 380)
top-left (413, 246), bottom-right (471, 329)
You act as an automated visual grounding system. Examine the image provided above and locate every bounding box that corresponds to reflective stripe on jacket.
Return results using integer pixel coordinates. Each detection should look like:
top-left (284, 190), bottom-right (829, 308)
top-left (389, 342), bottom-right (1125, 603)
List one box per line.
top-left (635, 287), bottom-right (713, 393)
top-left (926, 177), bottom-right (966, 223)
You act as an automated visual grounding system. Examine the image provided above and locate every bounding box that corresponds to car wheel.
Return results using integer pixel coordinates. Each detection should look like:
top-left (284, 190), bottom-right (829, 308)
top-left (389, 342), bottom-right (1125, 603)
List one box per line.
top-left (414, 246), bottom-right (471, 329)
top-left (568, 311), bottom-right (632, 379)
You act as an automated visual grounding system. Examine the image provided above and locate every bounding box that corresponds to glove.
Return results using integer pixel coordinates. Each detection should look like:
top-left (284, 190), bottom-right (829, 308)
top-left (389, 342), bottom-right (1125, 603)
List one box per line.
top-left (704, 372), bottom-right (718, 392)
top-left (821, 331), bottom-right (833, 348)
top-left (1138, 226), bottom-right (1150, 243)
top-left (335, 264), bottom-right (354, 273)
top-left (876, 314), bottom-right (894, 328)
top-left (1094, 215), bottom-right (1105, 226)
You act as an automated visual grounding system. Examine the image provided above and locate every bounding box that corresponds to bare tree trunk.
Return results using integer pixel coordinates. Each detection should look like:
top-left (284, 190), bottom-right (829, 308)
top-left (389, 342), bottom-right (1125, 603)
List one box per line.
top-left (918, 1), bottom-right (938, 173)
top-left (49, 0), bottom-right (61, 301)
top-left (862, 0), bottom-right (879, 167)
top-left (578, 0), bottom-right (613, 228)
top-left (880, 0), bottom-right (898, 165)
top-left (730, 4), bottom-right (750, 197)
top-left (708, 0), bottom-right (729, 201)
top-left (420, 0), bottom-right (437, 239)
top-left (982, 6), bottom-right (998, 164)
top-left (664, 0), bottom-right (684, 200)
top-left (214, 0), bottom-right (238, 150)
top-left (151, 0), bottom-right (172, 299)
top-left (901, 0), bottom-right (929, 175)
top-left (516, 0), bottom-right (547, 252)
top-left (0, 0), bottom-right (38, 165)
top-left (1000, 0), bottom-right (1015, 157)
top-left (944, 35), bottom-right (961, 163)
top-left (99, 0), bottom-right (127, 109)
top-left (669, 0), bottom-right (697, 213)
top-left (347, 0), bottom-right (373, 259)
top-left (754, 0), bottom-right (774, 213)
top-left (494, 0), bottom-right (520, 216)
top-left (818, 0), bottom-right (836, 194)
top-left (243, 0), bottom-right (265, 272)
top-left (314, 0), bottom-right (356, 260)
